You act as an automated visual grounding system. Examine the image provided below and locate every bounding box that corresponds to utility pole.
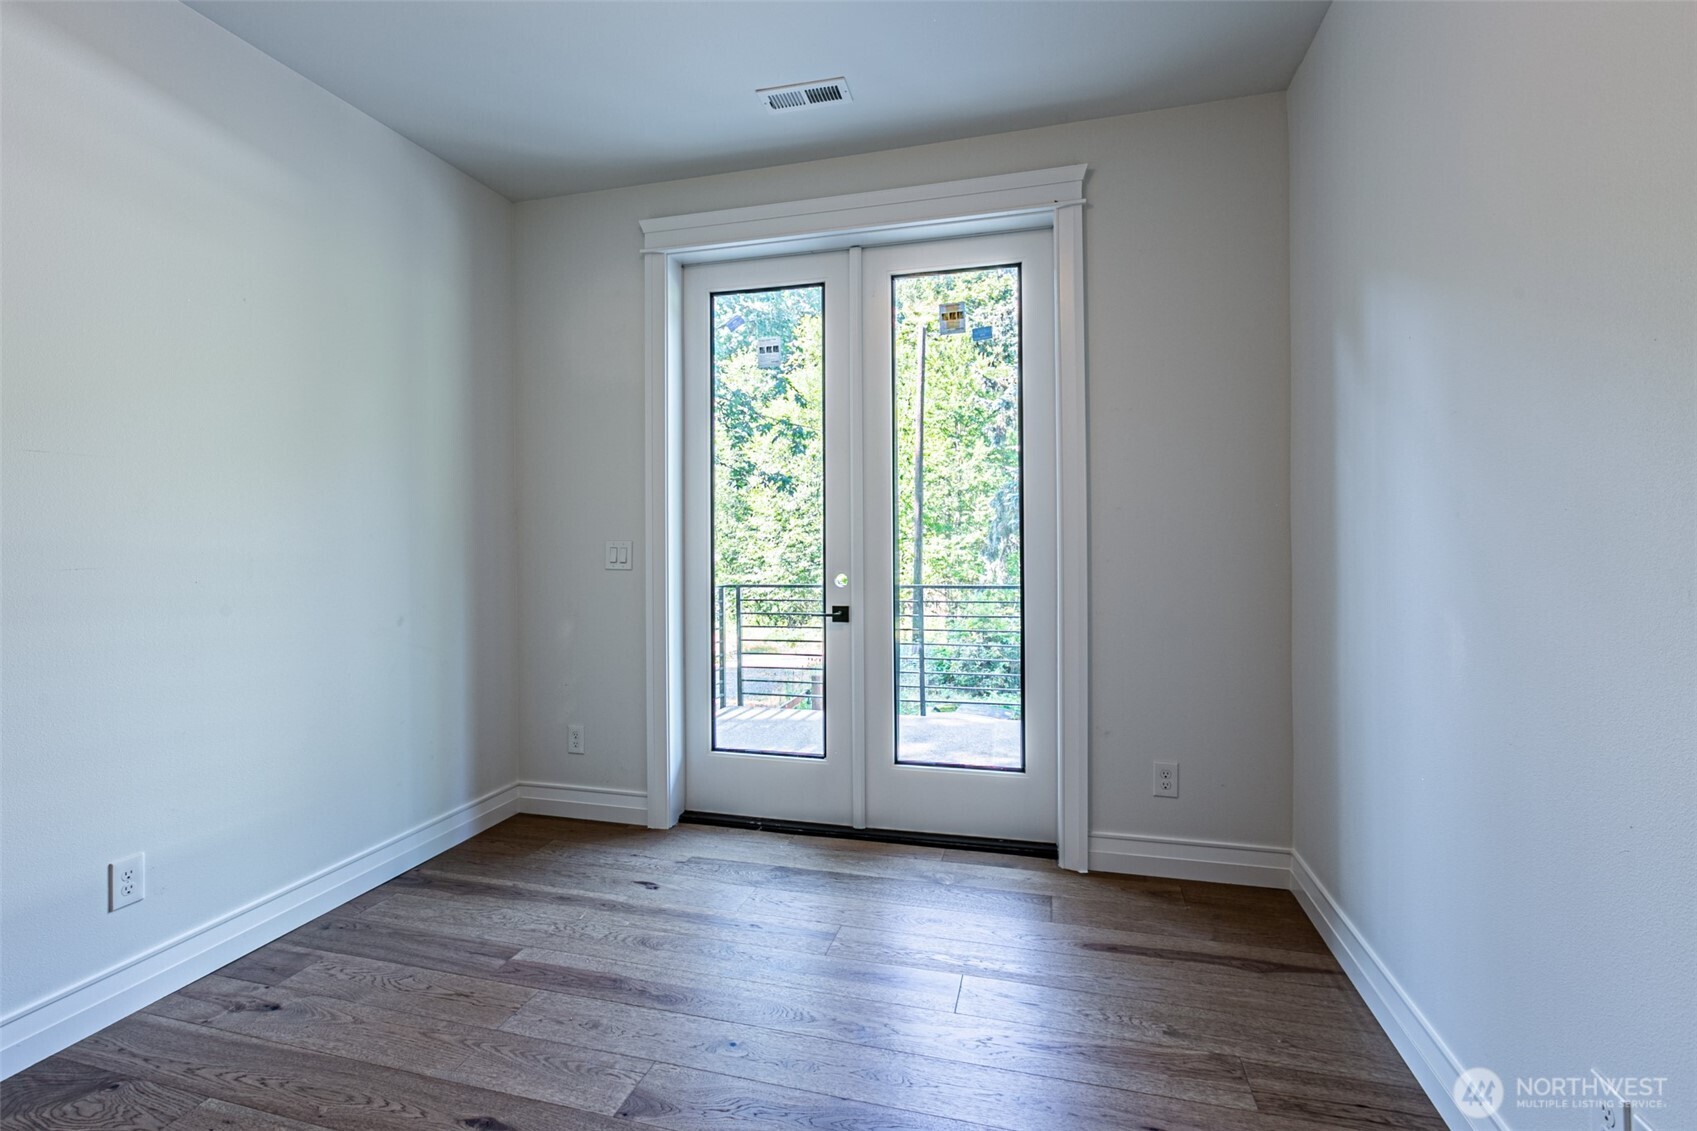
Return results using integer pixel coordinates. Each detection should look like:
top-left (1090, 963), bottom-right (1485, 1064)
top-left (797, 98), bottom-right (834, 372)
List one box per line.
top-left (911, 323), bottom-right (928, 716)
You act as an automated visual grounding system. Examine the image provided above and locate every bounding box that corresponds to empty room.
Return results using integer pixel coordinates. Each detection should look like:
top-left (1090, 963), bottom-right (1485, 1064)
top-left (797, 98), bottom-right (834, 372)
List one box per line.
top-left (1, 2), bottom-right (1692, 1129)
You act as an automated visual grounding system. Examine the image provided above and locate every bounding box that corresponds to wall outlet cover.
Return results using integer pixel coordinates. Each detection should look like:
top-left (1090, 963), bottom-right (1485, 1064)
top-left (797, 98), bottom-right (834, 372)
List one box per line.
top-left (1154, 761), bottom-right (1178, 797)
top-left (1594, 1096), bottom-right (1632, 1131)
top-left (109, 852), bottom-right (145, 911)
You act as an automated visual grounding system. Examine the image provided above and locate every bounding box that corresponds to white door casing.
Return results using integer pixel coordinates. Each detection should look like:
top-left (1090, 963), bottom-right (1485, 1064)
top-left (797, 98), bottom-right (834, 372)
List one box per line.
top-left (641, 166), bottom-right (1091, 869)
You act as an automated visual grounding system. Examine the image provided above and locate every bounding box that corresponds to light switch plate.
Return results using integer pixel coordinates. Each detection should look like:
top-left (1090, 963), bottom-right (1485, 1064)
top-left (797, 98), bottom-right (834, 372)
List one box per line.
top-left (605, 541), bottom-right (632, 570)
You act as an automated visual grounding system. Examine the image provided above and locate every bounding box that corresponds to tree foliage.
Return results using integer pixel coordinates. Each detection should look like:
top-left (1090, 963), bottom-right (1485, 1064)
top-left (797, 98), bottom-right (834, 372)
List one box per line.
top-left (710, 270), bottom-right (1022, 591)
top-left (893, 266), bottom-right (1022, 590)
top-left (711, 287), bottom-right (824, 588)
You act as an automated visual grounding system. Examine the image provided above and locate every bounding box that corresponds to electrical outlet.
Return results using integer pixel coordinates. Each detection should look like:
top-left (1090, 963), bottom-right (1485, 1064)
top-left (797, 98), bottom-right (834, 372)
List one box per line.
top-left (1154, 761), bottom-right (1178, 797)
top-left (1595, 1096), bottom-right (1632, 1131)
top-left (567, 724), bottom-right (585, 755)
top-left (109, 853), bottom-right (145, 911)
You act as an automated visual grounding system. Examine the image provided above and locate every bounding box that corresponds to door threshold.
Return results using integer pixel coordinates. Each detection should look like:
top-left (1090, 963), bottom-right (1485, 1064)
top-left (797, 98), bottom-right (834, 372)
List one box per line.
top-left (680, 811), bottom-right (1057, 859)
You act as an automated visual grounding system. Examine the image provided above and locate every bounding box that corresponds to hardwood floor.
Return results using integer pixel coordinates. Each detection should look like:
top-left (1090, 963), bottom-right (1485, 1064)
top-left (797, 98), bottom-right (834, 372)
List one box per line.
top-left (3, 817), bottom-right (1444, 1130)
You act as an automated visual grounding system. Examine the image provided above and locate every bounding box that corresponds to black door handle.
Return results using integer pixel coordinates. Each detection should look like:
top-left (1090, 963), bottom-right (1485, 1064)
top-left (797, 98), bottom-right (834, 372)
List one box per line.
top-left (801, 606), bottom-right (851, 623)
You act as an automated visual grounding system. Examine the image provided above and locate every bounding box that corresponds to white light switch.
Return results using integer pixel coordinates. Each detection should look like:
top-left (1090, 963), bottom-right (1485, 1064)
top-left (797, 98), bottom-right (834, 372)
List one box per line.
top-left (605, 541), bottom-right (633, 570)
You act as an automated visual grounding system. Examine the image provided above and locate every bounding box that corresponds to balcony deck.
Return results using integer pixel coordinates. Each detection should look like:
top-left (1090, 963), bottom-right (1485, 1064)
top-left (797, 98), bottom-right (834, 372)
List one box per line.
top-left (714, 705), bottom-right (1022, 770)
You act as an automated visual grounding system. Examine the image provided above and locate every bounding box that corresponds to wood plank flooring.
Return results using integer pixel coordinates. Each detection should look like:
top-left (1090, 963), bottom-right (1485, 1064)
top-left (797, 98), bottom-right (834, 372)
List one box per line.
top-left (3, 817), bottom-right (1444, 1131)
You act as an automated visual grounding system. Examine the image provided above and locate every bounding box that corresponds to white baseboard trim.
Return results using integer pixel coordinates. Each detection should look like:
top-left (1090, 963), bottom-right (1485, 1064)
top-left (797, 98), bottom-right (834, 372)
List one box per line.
top-left (0, 777), bottom-right (656, 1079)
top-left (1289, 852), bottom-right (1489, 1131)
top-left (7, 786), bottom-right (1494, 1131)
top-left (513, 781), bottom-right (648, 825)
top-left (1087, 831), bottom-right (1292, 888)
top-left (0, 783), bottom-right (524, 1079)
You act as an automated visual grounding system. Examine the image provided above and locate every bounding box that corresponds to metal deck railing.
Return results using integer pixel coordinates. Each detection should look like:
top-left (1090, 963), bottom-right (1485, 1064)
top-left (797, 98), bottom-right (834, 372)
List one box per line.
top-left (713, 583), bottom-right (1022, 717)
top-left (897, 583), bottom-right (1022, 717)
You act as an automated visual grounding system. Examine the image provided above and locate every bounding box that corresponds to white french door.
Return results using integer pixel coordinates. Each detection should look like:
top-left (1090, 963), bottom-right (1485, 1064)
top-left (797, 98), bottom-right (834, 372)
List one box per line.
top-left (862, 234), bottom-right (1057, 842)
top-left (682, 252), bottom-right (854, 825)
top-left (683, 231), bottom-right (1057, 843)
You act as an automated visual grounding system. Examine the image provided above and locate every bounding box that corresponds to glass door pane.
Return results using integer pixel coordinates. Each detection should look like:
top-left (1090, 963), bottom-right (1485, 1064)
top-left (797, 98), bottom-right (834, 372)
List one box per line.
top-left (711, 285), bottom-right (827, 757)
top-left (891, 266), bottom-right (1024, 770)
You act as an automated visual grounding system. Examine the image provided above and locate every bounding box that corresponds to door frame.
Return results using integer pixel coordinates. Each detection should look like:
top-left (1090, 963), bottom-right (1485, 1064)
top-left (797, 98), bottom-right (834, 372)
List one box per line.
top-left (639, 165), bottom-right (1092, 870)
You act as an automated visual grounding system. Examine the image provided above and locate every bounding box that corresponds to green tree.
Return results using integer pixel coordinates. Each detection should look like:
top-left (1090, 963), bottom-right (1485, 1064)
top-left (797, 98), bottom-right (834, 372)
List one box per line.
top-left (893, 266), bottom-right (1022, 590)
top-left (711, 287), bottom-right (824, 589)
top-left (892, 266), bottom-right (1024, 716)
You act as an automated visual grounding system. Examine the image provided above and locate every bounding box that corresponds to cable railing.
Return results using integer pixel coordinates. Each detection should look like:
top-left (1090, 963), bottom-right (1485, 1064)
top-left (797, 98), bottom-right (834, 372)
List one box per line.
top-left (713, 582), bottom-right (1022, 717)
top-left (897, 583), bottom-right (1022, 717)
top-left (714, 584), bottom-right (826, 710)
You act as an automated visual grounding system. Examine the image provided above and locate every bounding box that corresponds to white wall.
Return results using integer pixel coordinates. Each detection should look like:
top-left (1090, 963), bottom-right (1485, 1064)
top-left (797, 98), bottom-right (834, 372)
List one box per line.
top-left (1, 0), bottom-right (515, 1055)
top-left (1289, 3), bottom-right (1696, 1126)
top-left (514, 96), bottom-right (1293, 858)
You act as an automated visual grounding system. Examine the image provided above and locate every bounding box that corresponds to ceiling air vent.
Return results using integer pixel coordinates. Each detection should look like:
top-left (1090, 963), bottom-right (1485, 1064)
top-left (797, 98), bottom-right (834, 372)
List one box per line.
top-left (758, 77), bottom-right (852, 113)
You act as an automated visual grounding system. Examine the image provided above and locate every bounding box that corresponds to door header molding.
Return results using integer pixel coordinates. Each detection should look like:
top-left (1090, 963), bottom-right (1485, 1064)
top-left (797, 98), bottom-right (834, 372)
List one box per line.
top-left (638, 165), bottom-right (1088, 258)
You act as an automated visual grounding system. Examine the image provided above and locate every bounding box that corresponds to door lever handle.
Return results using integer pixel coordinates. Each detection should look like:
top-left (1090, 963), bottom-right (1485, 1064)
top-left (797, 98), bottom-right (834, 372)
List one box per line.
top-left (802, 606), bottom-right (851, 623)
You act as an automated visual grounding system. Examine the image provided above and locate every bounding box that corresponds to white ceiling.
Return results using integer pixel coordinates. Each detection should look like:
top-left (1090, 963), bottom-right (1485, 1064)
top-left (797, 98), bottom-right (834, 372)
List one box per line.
top-left (187, 1), bottom-right (1329, 201)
